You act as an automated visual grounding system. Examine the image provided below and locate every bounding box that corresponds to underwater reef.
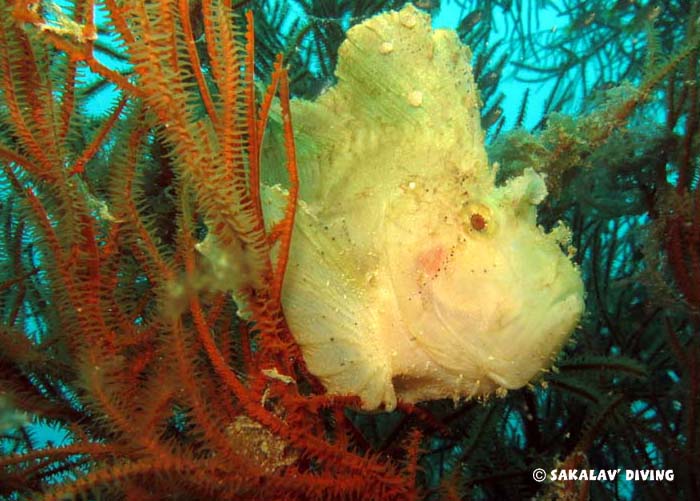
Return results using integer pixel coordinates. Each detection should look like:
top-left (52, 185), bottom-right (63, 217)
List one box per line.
top-left (1, 0), bottom-right (699, 500)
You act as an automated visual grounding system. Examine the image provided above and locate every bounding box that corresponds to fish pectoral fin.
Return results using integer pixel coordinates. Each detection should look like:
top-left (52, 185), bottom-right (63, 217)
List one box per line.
top-left (282, 209), bottom-right (396, 411)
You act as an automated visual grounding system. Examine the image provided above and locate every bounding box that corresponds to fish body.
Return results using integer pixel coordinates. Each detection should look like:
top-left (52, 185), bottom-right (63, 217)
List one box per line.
top-left (266, 5), bottom-right (584, 411)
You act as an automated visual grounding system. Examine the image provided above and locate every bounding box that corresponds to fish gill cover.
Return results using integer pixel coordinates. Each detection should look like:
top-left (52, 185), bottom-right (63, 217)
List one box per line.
top-left (0, 0), bottom-right (699, 500)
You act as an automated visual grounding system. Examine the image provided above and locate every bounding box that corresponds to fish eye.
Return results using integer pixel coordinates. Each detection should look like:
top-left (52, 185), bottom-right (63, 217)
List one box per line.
top-left (470, 212), bottom-right (487, 231)
top-left (464, 202), bottom-right (493, 234)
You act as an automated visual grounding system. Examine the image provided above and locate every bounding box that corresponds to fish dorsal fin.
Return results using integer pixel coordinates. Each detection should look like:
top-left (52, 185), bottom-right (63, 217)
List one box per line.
top-left (287, 4), bottom-right (490, 213)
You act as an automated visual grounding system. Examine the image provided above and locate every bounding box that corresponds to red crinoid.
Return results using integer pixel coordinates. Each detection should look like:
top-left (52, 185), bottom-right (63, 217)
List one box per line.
top-left (0, 1), bottom-right (425, 499)
top-left (665, 189), bottom-right (700, 310)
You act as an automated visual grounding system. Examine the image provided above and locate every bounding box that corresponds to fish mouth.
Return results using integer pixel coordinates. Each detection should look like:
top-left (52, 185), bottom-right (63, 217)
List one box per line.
top-left (463, 288), bottom-right (583, 391)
